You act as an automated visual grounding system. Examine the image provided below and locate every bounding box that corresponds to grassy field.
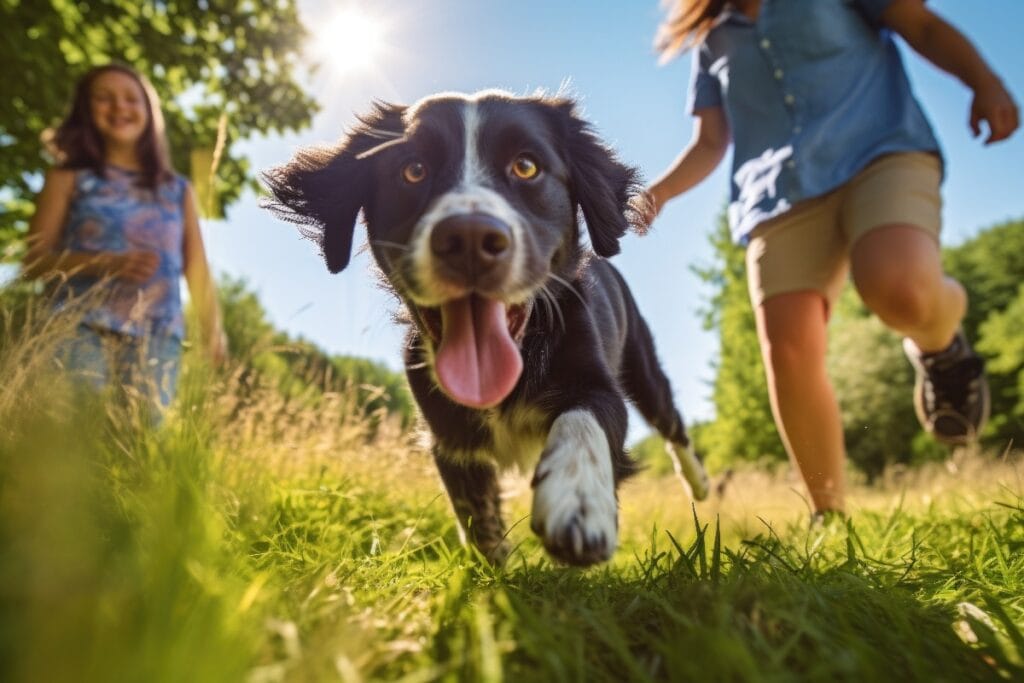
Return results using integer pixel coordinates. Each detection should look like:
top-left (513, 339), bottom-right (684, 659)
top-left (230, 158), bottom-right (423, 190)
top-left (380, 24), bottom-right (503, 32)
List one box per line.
top-left (1, 315), bottom-right (1022, 682)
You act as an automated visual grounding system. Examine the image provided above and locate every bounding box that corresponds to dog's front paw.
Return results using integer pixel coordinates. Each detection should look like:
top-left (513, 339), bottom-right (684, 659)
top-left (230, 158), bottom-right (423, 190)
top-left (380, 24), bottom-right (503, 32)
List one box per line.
top-left (530, 410), bottom-right (619, 566)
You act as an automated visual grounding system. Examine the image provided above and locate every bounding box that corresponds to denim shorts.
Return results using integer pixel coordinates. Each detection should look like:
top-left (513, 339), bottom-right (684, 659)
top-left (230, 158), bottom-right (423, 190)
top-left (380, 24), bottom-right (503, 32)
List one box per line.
top-left (57, 324), bottom-right (183, 414)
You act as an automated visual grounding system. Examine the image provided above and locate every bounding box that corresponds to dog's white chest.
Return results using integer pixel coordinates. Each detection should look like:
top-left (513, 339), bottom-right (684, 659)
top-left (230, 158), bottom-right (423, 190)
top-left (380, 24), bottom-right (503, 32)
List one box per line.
top-left (483, 405), bottom-right (549, 472)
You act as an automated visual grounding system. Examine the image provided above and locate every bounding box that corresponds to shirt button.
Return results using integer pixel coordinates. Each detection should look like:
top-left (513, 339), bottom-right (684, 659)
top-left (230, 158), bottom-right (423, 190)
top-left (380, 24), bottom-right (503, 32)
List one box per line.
top-left (760, 38), bottom-right (771, 49)
top-left (774, 69), bottom-right (784, 80)
top-left (784, 94), bottom-right (795, 105)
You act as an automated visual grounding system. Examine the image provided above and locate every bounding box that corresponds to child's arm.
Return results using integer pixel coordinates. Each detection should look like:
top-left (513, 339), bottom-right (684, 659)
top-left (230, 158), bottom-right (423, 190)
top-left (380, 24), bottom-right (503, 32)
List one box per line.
top-left (23, 168), bottom-right (159, 282)
top-left (636, 106), bottom-right (730, 225)
top-left (182, 183), bottom-right (227, 365)
top-left (881, 0), bottom-right (1019, 144)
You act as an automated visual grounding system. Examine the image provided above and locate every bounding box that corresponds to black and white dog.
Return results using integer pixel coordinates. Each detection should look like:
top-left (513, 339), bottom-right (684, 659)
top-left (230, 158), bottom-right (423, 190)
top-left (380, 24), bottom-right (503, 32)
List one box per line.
top-left (263, 91), bottom-right (709, 566)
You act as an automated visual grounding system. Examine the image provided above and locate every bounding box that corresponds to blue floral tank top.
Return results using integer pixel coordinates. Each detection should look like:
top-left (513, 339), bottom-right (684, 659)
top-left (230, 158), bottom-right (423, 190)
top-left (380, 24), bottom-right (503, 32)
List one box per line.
top-left (59, 166), bottom-right (187, 339)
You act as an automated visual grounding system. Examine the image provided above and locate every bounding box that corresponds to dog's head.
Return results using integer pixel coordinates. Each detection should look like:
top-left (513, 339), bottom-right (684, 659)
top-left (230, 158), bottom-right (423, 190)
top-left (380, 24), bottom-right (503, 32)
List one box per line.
top-left (263, 91), bottom-right (641, 409)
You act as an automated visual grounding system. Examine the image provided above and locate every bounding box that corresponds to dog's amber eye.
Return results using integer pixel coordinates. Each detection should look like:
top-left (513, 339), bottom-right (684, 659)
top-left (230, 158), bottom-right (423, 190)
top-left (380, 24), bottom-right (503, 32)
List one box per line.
top-left (402, 161), bottom-right (427, 184)
top-left (510, 155), bottom-right (539, 180)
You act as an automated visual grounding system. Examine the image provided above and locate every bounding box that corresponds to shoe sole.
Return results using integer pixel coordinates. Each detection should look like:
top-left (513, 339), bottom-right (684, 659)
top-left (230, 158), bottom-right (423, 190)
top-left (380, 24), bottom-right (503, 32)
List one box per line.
top-left (912, 372), bottom-right (991, 446)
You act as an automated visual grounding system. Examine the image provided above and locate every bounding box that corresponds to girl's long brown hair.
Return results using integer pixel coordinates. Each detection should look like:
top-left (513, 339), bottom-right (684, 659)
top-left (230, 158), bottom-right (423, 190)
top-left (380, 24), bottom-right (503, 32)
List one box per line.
top-left (44, 63), bottom-right (175, 190)
top-left (655, 0), bottom-right (728, 59)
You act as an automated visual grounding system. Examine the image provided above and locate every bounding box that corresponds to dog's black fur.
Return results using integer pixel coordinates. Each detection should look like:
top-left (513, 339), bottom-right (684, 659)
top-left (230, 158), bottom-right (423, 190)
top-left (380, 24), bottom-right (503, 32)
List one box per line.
top-left (263, 91), bottom-right (707, 566)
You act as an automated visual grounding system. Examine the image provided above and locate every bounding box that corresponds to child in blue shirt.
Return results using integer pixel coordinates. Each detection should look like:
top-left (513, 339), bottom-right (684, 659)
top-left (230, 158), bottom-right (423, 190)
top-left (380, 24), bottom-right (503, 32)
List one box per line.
top-left (636, 0), bottom-right (1018, 516)
top-left (24, 64), bottom-right (227, 415)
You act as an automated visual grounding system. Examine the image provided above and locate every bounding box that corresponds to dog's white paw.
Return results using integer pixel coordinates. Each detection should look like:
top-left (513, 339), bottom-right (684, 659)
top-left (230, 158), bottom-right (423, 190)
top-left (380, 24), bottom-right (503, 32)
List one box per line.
top-left (530, 410), bottom-right (618, 566)
top-left (667, 440), bottom-right (710, 501)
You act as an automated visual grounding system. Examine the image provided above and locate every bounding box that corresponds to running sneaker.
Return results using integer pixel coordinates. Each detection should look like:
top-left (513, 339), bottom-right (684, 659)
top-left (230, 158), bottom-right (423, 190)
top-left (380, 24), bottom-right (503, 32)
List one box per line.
top-left (903, 330), bottom-right (990, 445)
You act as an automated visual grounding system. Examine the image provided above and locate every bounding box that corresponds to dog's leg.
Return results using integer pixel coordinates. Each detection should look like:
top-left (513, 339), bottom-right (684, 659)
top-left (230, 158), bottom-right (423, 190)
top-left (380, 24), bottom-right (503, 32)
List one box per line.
top-left (530, 408), bottom-right (623, 566)
top-left (434, 451), bottom-right (510, 564)
top-left (621, 310), bottom-right (710, 501)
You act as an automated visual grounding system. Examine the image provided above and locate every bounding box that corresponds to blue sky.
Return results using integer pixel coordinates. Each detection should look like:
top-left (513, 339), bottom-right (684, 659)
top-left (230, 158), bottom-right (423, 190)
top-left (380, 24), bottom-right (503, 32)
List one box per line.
top-left (202, 0), bottom-right (1024, 429)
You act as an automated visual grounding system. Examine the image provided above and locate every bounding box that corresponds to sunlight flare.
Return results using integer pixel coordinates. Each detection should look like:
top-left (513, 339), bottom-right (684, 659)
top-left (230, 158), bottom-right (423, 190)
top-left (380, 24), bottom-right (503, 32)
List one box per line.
top-left (312, 6), bottom-right (385, 75)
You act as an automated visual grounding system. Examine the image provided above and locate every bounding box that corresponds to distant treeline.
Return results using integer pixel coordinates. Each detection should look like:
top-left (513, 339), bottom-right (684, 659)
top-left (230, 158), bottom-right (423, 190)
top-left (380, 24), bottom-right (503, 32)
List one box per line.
top-left (210, 276), bottom-right (416, 431)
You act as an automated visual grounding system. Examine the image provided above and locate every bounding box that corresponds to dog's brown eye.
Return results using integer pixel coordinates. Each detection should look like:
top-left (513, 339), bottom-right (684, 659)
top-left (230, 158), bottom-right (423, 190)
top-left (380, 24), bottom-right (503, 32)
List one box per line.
top-left (510, 155), bottom-right (539, 180)
top-left (402, 161), bottom-right (427, 184)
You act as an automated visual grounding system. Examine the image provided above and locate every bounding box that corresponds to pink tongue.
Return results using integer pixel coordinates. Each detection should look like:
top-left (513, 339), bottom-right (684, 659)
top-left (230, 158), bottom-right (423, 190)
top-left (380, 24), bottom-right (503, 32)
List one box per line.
top-left (435, 296), bottom-right (523, 409)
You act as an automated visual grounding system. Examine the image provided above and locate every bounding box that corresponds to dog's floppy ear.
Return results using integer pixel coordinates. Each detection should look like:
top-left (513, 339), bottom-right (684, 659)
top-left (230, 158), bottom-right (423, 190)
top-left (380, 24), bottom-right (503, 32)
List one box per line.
top-left (261, 102), bottom-right (407, 273)
top-left (550, 99), bottom-right (642, 258)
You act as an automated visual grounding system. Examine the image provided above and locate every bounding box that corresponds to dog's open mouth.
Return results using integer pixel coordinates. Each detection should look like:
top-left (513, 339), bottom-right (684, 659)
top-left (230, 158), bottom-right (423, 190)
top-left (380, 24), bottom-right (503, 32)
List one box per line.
top-left (416, 296), bottom-right (529, 409)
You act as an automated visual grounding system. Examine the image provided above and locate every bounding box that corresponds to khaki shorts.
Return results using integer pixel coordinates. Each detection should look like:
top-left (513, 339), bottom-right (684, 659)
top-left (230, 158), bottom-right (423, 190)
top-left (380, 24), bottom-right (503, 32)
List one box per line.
top-left (745, 152), bottom-right (942, 310)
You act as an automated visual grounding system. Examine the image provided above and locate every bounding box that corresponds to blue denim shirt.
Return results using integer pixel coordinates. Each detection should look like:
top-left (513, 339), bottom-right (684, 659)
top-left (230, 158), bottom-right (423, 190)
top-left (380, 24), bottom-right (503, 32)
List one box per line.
top-left (689, 0), bottom-right (942, 242)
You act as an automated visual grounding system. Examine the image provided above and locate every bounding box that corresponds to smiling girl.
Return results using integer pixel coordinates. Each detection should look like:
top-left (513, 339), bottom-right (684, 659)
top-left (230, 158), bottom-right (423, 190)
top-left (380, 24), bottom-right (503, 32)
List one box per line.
top-left (24, 63), bottom-right (225, 416)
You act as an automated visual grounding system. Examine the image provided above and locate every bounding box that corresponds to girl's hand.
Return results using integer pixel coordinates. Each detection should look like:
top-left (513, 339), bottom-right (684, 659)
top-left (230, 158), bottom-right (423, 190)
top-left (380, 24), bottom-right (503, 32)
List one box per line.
top-left (109, 250), bottom-right (159, 282)
top-left (208, 330), bottom-right (229, 367)
top-left (970, 78), bottom-right (1019, 144)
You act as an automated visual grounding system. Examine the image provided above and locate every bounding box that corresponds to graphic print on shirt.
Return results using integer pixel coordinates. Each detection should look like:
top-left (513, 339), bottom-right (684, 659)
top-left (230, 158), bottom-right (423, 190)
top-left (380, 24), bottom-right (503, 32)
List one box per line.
top-left (728, 145), bottom-right (793, 235)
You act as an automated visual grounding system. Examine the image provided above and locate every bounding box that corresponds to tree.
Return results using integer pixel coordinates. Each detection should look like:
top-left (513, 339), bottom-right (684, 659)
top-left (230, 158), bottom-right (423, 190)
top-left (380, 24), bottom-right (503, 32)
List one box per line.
top-left (1, 0), bottom-right (317, 260)
top-left (944, 219), bottom-right (1024, 447)
top-left (943, 219), bottom-right (1024, 343)
top-left (693, 212), bottom-right (782, 468)
top-left (827, 306), bottom-right (919, 482)
top-left (976, 282), bottom-right (1024, 441)
top-left (211, 275), bottom-right (416, 428)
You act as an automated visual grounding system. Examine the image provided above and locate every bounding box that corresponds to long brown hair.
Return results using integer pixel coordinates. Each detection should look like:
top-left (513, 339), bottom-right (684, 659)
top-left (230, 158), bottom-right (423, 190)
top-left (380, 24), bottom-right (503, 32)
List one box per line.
top-left (44, 63), bottom-right (175, 190)
top-left (655, 0), bottom-right (728, 60)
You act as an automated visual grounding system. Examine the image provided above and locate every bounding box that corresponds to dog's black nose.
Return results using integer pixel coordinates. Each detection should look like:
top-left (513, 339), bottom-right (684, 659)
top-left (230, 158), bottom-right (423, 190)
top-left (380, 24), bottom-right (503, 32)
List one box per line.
top-left (430, 213), bottom-right (512, 285)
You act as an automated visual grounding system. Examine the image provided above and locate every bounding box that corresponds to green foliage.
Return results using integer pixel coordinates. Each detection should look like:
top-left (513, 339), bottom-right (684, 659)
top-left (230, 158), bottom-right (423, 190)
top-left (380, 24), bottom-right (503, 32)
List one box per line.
top-left (1, 0), bottom-right (317, 260)
top-left (693, 212), bottom-right (782, 468)
top-left (827, 311), bottom-right (923, 481)
top-left (2, 277), bottom-right (1024, 682)
top-left (943, 219), bottom-right (1024, 343)
top-left (210, 275), bottom-right (416, 428)
top-left (3, 385), bottom-right (1023, 681)
top-left (977, 282), bottom-right (1024, 434)
top-left (945, 219), bottom-right (1024, 446)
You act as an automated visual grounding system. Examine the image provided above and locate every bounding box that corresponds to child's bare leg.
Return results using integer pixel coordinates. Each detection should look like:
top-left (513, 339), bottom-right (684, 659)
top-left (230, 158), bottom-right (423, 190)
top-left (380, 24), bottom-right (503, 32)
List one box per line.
top-left (853, 223), bottom-right (988, 444)
top-left (851, 224), bottom-right (966, 352)
top-left (755, 291), bottom-right (846, 513)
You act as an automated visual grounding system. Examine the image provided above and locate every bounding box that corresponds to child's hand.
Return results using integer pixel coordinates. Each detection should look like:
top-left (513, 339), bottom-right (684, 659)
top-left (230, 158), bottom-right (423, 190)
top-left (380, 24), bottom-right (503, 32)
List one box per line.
top-left (111, 250), bottom-right (160, 283)
top-left (208, 330), bottom-right (229, 367)
top-left (627, 189), bottom-right (660, 236)
top-left (970, 78), bottom-right (1019, 144)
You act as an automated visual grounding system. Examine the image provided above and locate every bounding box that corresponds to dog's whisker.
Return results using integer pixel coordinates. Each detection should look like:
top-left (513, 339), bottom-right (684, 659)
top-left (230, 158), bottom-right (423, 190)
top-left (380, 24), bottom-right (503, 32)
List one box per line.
top-left (548, 273), bottom-right (588, 309)
top-left (538, 285), bottom-right (566, 334)
top-left (355, 135), bottom-right (409, 160)
top-left (370, 240), bottom-right (411, 253)
top-left (538, 287), bottom-right (556, 332)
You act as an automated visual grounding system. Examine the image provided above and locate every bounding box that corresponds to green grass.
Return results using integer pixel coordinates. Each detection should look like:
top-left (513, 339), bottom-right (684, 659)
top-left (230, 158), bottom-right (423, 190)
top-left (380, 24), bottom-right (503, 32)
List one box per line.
top-left (1, 324), bottom-right (1023, 682)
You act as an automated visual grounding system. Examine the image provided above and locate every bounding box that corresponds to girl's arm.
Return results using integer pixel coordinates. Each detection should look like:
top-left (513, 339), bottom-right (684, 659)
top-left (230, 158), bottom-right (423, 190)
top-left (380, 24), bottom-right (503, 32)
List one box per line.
top-left (881, 0), bottom-right (1019, 143)
top-left (182, 183), bottom-right (227, 365)
top-left (636, 106), bottom-right (731, 225)
top-left (23, 168), bottom-right (159, 282)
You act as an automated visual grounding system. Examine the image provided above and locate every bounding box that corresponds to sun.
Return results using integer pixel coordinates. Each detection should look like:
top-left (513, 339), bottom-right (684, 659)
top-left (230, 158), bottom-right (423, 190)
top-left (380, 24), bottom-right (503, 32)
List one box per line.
top-left (312, 6), bottom-right (385, 75)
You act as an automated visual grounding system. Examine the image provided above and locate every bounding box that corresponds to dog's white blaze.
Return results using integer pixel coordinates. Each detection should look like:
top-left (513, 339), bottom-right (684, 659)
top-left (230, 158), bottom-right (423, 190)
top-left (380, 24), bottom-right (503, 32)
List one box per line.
top-left (461, 103), bottom-right (487, 187)
top-left (531, 409), bottom-right (618, 559)
top-left (404, 101), bottom-right (534, 306)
